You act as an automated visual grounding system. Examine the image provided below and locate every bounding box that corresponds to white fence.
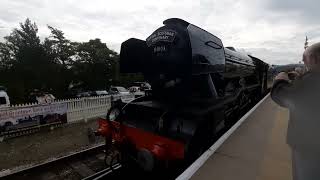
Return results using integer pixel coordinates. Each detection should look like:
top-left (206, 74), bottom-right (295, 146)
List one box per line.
top-left (9, 95), bottom-right (112, 123)
top-left (58, 95), bottom-right (112, 123)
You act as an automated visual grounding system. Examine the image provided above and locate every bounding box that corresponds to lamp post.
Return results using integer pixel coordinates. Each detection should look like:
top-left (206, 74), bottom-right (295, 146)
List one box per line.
top-left (304, 36), bottom-right (309, 50)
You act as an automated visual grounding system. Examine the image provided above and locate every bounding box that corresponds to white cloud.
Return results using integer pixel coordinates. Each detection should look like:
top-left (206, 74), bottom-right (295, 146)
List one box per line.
top-left (0, 0), bottom-right (319, 65)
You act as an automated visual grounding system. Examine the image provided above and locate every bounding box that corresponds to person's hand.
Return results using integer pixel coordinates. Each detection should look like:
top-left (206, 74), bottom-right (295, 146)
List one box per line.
top-left (275, 72), bottom-right (290, 81)
top-left (294, 67), bottom-right (305, 76)
top-left (288, 71), bottom-right (300, 80)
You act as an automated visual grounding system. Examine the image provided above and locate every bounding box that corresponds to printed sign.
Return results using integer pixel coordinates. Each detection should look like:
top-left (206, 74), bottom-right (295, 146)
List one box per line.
top-left (0, 103), bottom-right (67, 133)
top-left (146, 30), bottom-right (176, 47)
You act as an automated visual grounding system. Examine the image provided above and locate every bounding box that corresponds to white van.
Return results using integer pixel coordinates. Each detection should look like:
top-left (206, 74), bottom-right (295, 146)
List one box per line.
top-left (0, 90), bottom-right (10, 109)
top-left (0, 89), bottom-right (15, 131)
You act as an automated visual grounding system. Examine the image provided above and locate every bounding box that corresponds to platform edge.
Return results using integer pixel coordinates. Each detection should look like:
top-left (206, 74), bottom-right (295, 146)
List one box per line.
top-left (176, 93), bottom-right (270, 180)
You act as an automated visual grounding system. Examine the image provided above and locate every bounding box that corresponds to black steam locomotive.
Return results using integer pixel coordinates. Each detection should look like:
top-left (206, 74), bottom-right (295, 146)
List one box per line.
top-left (96, 18), bottom-right (270, 171)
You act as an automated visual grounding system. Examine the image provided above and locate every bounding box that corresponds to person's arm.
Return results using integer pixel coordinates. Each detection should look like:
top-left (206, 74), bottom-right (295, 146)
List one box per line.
top-left (271, 72), bottom-right (295, 108)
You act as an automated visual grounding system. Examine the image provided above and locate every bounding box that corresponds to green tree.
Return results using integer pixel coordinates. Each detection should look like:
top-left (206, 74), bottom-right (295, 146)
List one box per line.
top-left (0, 18), bottom-right (57, 103)
top-left (44, 26), bottom-right (76, 66)
top-left (72, 38), bottom-right (119, 90)
top-left (0, 42), bottom-right (14, 70)
top-left (43, 26), bottom-right (79, 97)
top-left (0, 18), bottom-right (145, 103)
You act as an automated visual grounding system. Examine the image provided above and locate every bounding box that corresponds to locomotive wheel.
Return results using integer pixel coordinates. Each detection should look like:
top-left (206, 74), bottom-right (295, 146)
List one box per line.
top-left (118, 141), bottom-right (138, 168)
top-left (137, 148), bottom-right (155, 172)
top-left (185, 125), bottom-right (208, 165)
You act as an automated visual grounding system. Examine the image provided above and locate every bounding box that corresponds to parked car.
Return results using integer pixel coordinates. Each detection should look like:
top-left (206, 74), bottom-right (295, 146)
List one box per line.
top-left (36, 93), bottom-right (55, 104)
top-left (91, 90), bottom-right (109, 96)
top-left (28, 89), bottom-right (56, 104)
top-left (107, 86), bottom-right (135, 122)
top-left (128, 86), bottom-right (145, 98)
top-left (76, 91), bottom-right (92, 98)
top-left (131, 82), bottom-right (151, 91)
top-left (109, 86), bottom-right (130, 95)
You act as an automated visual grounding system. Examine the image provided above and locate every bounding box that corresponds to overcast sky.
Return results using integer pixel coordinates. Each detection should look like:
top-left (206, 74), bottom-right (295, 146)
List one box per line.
top-left (1, 0), bottom-right (319, 65)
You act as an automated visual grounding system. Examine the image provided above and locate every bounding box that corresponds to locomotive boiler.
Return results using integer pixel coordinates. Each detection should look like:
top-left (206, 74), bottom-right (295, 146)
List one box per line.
top-left (96, 18), bottom-right (269, 171)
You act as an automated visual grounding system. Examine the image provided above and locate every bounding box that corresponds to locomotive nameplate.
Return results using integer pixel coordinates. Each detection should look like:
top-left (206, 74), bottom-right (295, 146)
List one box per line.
top-left (146, 30), bottom-right (176, 47)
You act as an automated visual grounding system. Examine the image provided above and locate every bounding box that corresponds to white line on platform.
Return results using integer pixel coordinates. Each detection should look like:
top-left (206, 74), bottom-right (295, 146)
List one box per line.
top-left (176, 93), bottom-right (270, 180)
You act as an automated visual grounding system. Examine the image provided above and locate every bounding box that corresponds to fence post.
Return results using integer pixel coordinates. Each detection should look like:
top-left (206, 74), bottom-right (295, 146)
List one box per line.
top-left (83, 97), bottom-right (87, 123)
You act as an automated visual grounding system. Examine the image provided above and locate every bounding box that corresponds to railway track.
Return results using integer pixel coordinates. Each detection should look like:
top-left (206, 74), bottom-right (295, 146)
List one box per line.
top-left (0, 144), bottom-right (121, 180)
top-left (0, 122), bottom-right (64, 142)
top-left (82, 163), bottom-right (121, 180)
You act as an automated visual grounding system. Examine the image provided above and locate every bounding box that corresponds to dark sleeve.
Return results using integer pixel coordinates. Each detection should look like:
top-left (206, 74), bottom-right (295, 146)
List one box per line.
top-left (271, 79), bottom-right (295, 108)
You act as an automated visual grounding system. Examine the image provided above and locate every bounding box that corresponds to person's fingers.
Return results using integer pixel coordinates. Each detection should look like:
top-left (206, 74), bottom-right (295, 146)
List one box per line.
top-left (278, 72), bottom-right (288, 76)
top-left (289, 71), bottom-right (300, 77)
top-left (290, 71), bottom-right (299, 75)
top-left (288, 72), bottom-right (299, 80)
top-left (275, 72), bottom-right (289, 80)
top-left (294, 67), bottom-right (303, 74)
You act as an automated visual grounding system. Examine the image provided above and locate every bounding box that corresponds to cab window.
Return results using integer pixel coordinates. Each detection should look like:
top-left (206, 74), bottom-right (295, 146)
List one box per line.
top-left (0, 97), bottom-right (7, 105)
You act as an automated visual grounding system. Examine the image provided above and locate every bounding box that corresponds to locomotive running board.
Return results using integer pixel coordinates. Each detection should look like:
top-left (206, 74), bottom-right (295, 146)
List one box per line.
top-left (176, 93), bottom-right (270, 180)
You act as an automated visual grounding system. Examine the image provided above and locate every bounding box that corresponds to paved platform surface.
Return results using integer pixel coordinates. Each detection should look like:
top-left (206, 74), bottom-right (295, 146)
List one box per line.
top-left (191, 97), bottom-right (292, 180)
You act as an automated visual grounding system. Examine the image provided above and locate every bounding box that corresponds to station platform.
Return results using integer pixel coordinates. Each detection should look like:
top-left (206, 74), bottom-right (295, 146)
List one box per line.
top-left (179, 95), bottom-right (292, 180)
